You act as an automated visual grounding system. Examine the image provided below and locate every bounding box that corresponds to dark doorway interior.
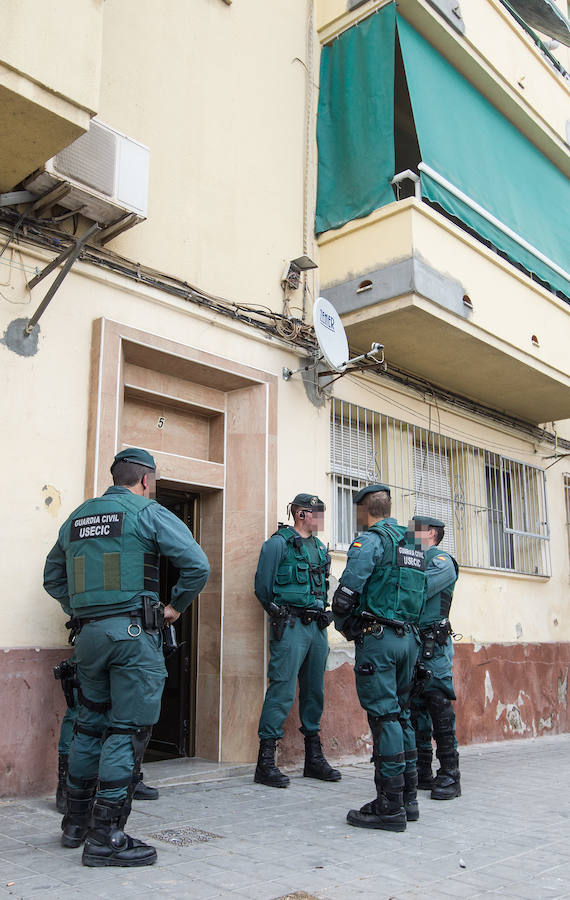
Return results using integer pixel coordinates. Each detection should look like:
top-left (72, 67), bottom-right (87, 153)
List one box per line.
top-left (146, 487), bottom-right (200, 760)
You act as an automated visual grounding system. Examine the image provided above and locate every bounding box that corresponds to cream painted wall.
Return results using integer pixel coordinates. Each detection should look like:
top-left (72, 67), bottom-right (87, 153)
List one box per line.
top-left (0, 246), bottom-right (319, 649)
top-left (0, 0), bottom-right (103, 114)
top-left (1, 250), bottom-right (568, 651)
top-left (1, 0), bottom-right (568, 657)
top-left (94, 0), bottom-right (318, 312)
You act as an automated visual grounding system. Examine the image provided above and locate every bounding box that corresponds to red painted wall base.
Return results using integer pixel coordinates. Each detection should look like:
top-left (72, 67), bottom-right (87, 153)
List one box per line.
top-left (279, 642), bottom-right (570, 765)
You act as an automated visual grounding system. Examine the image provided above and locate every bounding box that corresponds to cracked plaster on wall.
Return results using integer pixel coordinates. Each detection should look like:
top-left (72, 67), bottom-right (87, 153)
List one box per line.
top-left (327, 642), bottom-right (355, 671)
top-left (557, 668), bottom-right (568, 709)
top-left (496, 701), bottom-right (527, 734)
top-left (484, 670), bottom-right (494, 707)
top-left (41, 485), bottom-right (61, 517)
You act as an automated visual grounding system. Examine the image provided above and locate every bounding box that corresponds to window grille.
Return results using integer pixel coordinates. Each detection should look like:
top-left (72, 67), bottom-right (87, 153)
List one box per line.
top-left (329, 398), bottom-right (551, 576)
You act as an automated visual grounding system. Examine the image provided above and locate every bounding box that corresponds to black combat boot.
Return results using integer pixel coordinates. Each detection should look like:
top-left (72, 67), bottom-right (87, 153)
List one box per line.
top-left (403, 768), bottom-right (419, 821)
top-left (82, 798), bottom-right (157, 867)
top-left (347, 774), bottom-right (407, 832)
top-left (61, 778), bottom-right (97, 848)
top-left (133, 772), bottom-right (159, 800)
top-left (303, 734), bottom-right (342, 782)
top-left (56, 754), bottom-right (68, 814)
top-left (417, 746), bottom-right (434, 790)
top-left (254, 738), bottom-right (290, 788)
top-left (431, 750), bottom-right (461, 800)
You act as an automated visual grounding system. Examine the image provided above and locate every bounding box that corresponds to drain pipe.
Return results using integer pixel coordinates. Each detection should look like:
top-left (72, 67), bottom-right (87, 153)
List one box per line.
top-left (391, 169), bottom-right (421, 200)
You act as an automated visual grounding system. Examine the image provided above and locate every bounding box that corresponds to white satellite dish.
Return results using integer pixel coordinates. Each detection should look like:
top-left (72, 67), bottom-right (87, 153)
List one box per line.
top-left (313, 296), bottom-right (349, 373)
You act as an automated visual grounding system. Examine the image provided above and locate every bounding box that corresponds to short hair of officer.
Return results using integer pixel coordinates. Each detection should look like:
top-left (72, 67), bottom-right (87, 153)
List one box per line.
top-left (111, 460), bottom-right (149, 487)
top-left (356, 489), bottom-right (391, 528)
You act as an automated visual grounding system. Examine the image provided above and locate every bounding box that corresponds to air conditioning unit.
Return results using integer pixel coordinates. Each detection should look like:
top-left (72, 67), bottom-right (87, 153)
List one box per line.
top-left (24, 118), bottom-right (150, 242)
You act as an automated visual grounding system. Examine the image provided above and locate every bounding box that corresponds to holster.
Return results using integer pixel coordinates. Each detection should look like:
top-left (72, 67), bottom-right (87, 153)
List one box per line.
top-left (434, 619), bottom-right (452, 645)
top-left (65, 617), bottom-right (82, 645)
top-left (342, 614), bottom-right (364, 643)
top-left (54, 657), bottom-right (79, 709)
top-left (271, 614), bottom-right (289, 642)
top-left (141, 597), bottom-right (165, 634)
top-left (317, 610), bottom-right (333, 630)
top-left (407, 661), bottom-right (432, 705)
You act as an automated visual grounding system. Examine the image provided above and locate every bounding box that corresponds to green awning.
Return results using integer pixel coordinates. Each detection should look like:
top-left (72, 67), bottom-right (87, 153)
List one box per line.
top-left (315, 3), bottom-right (396, 235)
top-left (314, 8), bottom-right (570, 298)
top-left (397, 16), bottom-right (570, 298)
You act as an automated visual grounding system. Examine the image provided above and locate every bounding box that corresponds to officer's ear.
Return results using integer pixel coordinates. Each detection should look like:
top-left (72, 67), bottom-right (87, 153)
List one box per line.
top-left (141, 473), bottom-right (148, 491)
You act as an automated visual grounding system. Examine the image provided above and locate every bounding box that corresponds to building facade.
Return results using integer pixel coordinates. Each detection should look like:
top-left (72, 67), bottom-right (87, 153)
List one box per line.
top-left (1, 0), bottom-right (569, 795)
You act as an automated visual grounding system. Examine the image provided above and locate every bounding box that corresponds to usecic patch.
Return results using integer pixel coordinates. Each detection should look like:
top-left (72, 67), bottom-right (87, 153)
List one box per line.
top-left (70, 512), bottom-right (124, 541)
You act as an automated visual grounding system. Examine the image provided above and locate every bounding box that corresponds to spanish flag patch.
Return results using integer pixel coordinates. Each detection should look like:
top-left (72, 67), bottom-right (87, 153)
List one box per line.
top-left (437, 555), bottom-right (446, 560)
top-left (353, 541), bottom-right (362, 548)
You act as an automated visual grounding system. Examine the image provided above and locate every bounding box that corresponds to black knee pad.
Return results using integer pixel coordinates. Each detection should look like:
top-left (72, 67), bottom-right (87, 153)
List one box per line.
top-left (425, 691), bottom-right (455, 752)
top-left (99, 725), bottom-right (153, 829)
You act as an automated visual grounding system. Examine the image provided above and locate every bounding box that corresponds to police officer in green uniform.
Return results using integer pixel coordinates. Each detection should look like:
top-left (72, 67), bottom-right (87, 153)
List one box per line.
top-left (332, 485), bottom-right (426, 832)
top-left (254, 493), bottom-right (341, 788)
top-left (44, 448), bottom-right (210, 867)
top-left (55, 695), bottom-right (159, 813)
top-left (411, 515), bottom-right (461, 800)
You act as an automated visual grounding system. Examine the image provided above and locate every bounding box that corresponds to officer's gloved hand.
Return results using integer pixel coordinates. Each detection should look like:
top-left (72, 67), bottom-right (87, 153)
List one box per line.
top-left (331, 585), bottom-right (359, 617)
top-left (340, 614), bottom-right (363, 642)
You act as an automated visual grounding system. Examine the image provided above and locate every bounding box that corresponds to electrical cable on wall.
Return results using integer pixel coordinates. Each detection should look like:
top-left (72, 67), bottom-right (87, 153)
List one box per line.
top-left (0, 208), bottom-right (567, 458)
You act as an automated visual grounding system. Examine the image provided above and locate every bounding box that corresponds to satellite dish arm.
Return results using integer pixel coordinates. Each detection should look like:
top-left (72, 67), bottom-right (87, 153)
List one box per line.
top-left (317, 342), bottom-right (384, 376)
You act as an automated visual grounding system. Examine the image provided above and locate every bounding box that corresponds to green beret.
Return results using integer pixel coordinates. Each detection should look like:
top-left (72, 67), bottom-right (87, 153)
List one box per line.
top-left (412, 514), bottom-right (445, 528)
top-left (291, 493), bottom-right (325, 511)
top-left (353, 483), bottom-right (391, 504)
top-left (111, 447), bottom-right (156, 471)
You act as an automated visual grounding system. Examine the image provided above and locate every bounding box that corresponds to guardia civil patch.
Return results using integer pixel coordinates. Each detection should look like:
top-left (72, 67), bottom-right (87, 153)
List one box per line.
top-left (70, 512), bottom-right (124, 541)
top-left (397, 546), bottom-right (425, 571)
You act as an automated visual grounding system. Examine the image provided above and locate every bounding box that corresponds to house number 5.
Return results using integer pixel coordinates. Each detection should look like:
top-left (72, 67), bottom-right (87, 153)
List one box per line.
top-left (157, 416), bottom-right (165, 429)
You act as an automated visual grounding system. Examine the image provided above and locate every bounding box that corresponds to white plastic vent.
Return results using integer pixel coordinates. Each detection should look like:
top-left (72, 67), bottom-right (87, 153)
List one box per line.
top-left (25, 118), bottom-right (150, 231)
top-left (54, 120), bottom-right (117, 197)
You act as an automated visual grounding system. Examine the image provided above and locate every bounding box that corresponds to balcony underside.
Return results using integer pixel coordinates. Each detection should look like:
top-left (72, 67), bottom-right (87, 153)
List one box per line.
top-left (0, 67), bottom-right (90, 192)
top-left (341, 294), bottom-right (570, 424)
top-left (319, 201), bottom-right (570, 426)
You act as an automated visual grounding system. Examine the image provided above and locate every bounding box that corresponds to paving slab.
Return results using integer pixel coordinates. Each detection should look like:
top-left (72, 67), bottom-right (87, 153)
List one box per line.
top-left (1, 734), bottom-right (570, 899)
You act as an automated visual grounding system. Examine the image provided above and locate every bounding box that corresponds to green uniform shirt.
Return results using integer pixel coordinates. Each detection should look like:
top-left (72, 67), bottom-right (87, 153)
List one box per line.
top-left (420, 546), bottom-right (458, 627)
top-left (339, 517), bottom-right (398, 593)
top-left (44, 486), bottom-right (210, 617)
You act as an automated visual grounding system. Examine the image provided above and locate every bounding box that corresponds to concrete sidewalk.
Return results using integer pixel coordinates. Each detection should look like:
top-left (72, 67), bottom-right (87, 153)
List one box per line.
top-left (1, 734), bottom-right (569, 900)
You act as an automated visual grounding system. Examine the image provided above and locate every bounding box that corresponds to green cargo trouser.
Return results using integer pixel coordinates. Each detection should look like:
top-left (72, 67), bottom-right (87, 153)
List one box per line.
top-left (412, 637), bottom-right (457, 752)
top-left (58, 700), bottom-right (78, 755)
top-left (258, 616), bottom-right (329, 740)
top-left (354, 627), bottom-right (421, 778)
top-left (68, 616), bottom-right (167, 801)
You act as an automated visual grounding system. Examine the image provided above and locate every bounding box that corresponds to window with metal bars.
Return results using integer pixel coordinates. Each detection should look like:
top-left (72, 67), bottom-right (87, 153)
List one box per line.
top-left (329, 398), bottom-right (551, 575)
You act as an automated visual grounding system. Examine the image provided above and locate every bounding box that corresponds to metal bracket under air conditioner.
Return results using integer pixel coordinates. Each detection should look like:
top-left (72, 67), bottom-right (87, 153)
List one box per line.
top-left (23, 222), bottom-right (100, 335)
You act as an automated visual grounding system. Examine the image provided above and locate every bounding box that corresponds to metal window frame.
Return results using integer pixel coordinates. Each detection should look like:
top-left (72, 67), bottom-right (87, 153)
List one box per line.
top-left (500, 456), bottom-right (550, 541)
